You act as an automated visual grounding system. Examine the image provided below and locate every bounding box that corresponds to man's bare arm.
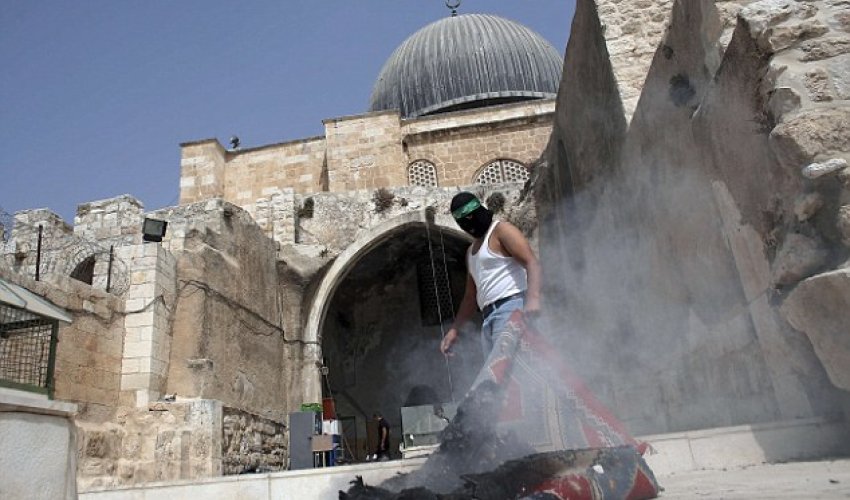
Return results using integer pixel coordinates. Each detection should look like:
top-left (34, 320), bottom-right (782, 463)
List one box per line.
top-left (440, 272), bottom-right (477, 355)
top-left (496, 222), bottom-right (543, 315)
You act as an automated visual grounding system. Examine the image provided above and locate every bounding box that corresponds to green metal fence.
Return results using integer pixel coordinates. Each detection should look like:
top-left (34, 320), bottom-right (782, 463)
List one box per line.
top-left (0, 302), bottom-right (58, 398)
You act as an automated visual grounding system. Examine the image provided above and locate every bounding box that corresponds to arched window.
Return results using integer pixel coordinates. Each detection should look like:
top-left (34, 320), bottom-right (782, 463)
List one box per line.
top-left (408, 160), bottom-right (438, 187)
top-left (475, 159), bottom-right (530, 185)
top-left (70, 255), bottom-right (96, 285)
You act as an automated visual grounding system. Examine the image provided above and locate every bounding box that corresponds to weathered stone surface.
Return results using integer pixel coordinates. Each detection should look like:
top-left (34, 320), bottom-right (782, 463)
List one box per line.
top-left (804, 67), bottom-right (835, 101)
top-left (781, 268), bottom-right (850, 391)
top-left (771, 233), bottom-right (829, 286)
top-left (837, 204), bottom-right (850, 246)
top-left (798, 35), bottom-right (850, 61)
top-left (770, 107), bottom-right (850, 172)
top-left (838, 167), bottom-right (850, 187)
top-left (740, 0), bottom-right (824, 52)
top-left (793, 192), bottom-right (824, 221)
top-left (802, 158), bottom-right (849, 179)
top-left (768, 86), bottom-right (802, 120)
top-left (221, 408), bottom-right (286, 474)
top-left (827, 53), bottom-right (850, 99)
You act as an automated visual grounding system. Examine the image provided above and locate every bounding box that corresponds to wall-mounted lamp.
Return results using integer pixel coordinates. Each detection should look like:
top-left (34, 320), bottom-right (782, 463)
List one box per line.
top-left (142, 218), bottom-right (168, 243)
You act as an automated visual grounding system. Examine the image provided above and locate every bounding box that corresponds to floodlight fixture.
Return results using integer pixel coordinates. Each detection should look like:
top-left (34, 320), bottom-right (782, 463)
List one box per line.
top-left (142, 218), bottom-right (168, 243)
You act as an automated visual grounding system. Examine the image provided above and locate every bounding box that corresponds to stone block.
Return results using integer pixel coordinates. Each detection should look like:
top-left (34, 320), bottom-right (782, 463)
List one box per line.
top-left (781, 268), bottom-right (850, 390)
top-left (124, 312), bottom-right (154, 329)
top-left (127, 282), bottom-right (156, 300)
top-left (771, 233), bottom-right (829, 286)
top-left (770, 107), bottom-right (850, 172)
top-left (121, 372), bottom-right (151, 391)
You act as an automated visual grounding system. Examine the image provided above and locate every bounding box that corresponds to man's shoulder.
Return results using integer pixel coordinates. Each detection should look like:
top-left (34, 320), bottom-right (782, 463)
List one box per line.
top-left (493, 220), bottom-right (522, 239)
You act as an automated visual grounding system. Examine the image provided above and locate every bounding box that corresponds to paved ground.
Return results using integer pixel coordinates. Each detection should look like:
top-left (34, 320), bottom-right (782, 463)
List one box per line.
top-left (657, 459), bottom-right (850, 499)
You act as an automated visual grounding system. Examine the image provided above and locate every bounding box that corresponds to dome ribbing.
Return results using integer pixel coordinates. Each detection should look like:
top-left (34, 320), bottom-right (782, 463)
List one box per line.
top-left (369, 14), bottom-right (563, 119)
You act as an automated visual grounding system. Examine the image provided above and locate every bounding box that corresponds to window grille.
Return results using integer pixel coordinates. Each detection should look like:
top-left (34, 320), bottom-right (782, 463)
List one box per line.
top-left (416, 258), bottom-right (453, 327)
top-left (0, 303), bottom-right (58, 397)
top-left (475, 159), bottom-right (529, 185)
top-left (70, 255), bottom-right (96, 285)
top-left (408, 160), bottom-right (438, 187)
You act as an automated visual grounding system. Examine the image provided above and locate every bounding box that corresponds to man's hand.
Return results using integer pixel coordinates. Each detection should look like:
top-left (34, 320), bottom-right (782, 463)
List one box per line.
top-left (524, 295), bottom-right (542, 318)
top-left (440, 328), bottom-right (458, 356)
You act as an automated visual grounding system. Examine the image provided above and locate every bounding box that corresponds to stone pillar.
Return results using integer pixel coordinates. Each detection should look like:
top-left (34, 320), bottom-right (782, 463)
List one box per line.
top-left (119, 243), bottom-right (177, 407)
top-left (324, 111), bottom-right (405, 192)
top-left (179, 139), bottom-right (228, 205)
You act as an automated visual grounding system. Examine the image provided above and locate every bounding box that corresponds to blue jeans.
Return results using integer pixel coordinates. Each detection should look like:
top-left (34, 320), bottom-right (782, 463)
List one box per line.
top-left (480, 295), bottom-right (525, 356)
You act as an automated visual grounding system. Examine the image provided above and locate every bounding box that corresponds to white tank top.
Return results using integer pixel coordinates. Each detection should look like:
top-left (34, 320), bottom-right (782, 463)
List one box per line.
top-left (468, 221), bottom-right (528, 309)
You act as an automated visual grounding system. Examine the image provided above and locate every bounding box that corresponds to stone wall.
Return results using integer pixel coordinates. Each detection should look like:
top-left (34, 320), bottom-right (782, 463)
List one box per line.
top-left (296, 184), bottom-right (529, 252)
top-left (537, 0), bottom-right (850, 436)
top-left (403, 107), bottom-right (553, 187)
top-left (74, 195), bottom-right (144, 246)
top-left (179, 140), bottom-right (227, 204)
top-left (150, 201), bottom-right (288, 421)
top-left (325, 111), bottom-right (406, 192)
top-left (596, 0), bottom-right (759, 120)
top-left (0, 266), bottom-right (125, 422)
top-left (5, 197), bottom-right (145, 296)
top-left (222, 407), bottom-right (287, 475)
top-left (5, 208), bottom-right (73, 279)
top-left (597, 0), bottom-right (675, 119)
top-left (176, 101), bottom-right (554, 243)
top-left (76, 400), bottom-right (286, 491)
top-left (224, 137), bottom-right (327, 208)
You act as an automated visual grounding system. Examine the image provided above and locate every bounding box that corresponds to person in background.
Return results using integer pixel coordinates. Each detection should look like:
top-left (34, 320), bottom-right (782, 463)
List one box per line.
top-left (373, 412), bottom-right (391, 461)
top-left (440, 192), bottom-right (542, 358)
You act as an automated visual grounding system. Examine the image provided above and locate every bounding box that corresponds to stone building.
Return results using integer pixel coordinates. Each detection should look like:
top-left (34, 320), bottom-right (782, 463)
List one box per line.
top-left (2, 0), bottom-right (850, 495)
top-left (1, 12), bottom-right (563, 490)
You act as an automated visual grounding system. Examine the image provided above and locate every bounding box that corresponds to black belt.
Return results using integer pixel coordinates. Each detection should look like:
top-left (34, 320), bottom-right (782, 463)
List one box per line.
top-left (482, 291), bottom-right (525, 318)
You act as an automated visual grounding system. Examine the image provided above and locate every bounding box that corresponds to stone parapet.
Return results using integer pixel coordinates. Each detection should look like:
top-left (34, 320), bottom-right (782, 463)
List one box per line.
top-left (74, 194), bottom-right (144, 245)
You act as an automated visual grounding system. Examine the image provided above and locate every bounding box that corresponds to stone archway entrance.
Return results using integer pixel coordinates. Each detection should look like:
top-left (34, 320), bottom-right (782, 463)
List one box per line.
top-left (302, 210), bottom-right (482, 460)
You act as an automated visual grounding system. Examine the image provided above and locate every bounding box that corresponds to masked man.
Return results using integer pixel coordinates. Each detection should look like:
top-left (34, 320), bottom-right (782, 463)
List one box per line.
top-left (440, 192), bottom-right (542, 358)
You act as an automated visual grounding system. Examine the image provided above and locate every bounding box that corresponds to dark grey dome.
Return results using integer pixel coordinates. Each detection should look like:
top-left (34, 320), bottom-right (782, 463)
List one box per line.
top-left (369, 14), bottom-right (563, 119)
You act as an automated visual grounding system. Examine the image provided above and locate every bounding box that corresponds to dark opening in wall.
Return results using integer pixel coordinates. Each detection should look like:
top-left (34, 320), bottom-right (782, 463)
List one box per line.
top-left (70, 255), bottom-right (95, 285)
top-left (417, 257), bottom-right (453, 327)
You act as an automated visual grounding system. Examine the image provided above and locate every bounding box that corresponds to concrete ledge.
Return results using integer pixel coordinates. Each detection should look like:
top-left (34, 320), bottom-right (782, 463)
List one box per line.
top-left (81, 458), bottom-right (427, 499)
top-left (642, 417), bottom-right (850, 476)
top-left (80, 418), bottom-right (850, 499)
top-left (0, 387), bottom-right (77, 417)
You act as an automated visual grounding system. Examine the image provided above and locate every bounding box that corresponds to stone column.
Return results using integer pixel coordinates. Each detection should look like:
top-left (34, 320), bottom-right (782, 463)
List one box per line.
top-left (119, 243), bottom-right (177, 407)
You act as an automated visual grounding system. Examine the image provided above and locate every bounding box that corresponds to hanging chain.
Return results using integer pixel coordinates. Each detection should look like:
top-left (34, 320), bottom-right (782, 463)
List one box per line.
top-left (425, 214), bottom-right (455, 402)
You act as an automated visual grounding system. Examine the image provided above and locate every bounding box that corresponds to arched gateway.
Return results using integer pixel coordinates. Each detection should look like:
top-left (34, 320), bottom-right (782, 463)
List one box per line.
top-left (301, 209), bottom-right (482, 459)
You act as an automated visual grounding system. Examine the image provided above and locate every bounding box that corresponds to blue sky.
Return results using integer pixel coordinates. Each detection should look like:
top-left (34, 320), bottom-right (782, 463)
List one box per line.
top-left (1, 1), bottom-right (575, 223)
